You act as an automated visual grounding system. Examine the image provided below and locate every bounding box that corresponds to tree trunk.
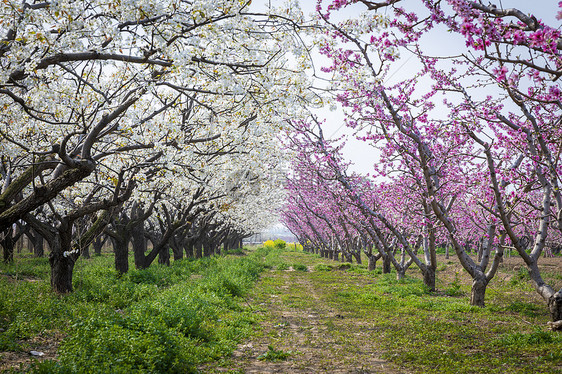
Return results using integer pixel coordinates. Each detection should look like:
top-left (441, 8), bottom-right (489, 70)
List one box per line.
top-left (31, 231), bottom-right (44, 257)
top-left (368, 255), bottom-right (377, 271)
top-left (16, 236), bottom-right (23, 253)
top-left (477, 242), bottom-right (483, 263)
top-left (194, 241), bottom-right (202, 259)
top-left (423, 266), bottom-right (436, 292)
top-left (353, 251), bottom-right (362, 264)
top-left (93, 236), bottom-right (103, 255)
top-left (549, 289), bottom-right (562, 326)
top-left (111, 236), bottom-right (129, 275)
top-left (470, 275), bottom-right (488, 307)
top-left (528, 261), bottom-right (562, 324)
top-left (171, 239), bottom-right (183, 261)
top-left (33, 235), bottom-right (44, 257)
top-left (203, 241), bottom-right (211, 257)
top-left (382, 253), bottom-right (391, 274)
top-left (49, 223), bottom-right (76, 294)
top-left (50, 250), bottom-right (75, 293)
top-left (132, 224), bottom-right (148, 269)
top-left (158, 246), bottom-right (170, 266)
top-left (1, 228), bottom-right (15, 263)
top-left (82, 243), bottom-right (90, 259)
top-left (184, 242), bottom-right (194, 258)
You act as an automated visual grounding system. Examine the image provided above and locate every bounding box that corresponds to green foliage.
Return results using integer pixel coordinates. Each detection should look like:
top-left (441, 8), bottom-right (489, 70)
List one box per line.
top-left (0, 279), bottom-right (73, 351)
top-left (26, 360), bottom-right (73, 374)
top-left (58, 314), bottom-right (197, 374)
top-left (204, 248), bottom-right (560, 374)
top-left (292, 263), bottom-right (308, 271)
top-left (224, 248), bottom-right (245, 255)
top-left (437, 263), bottom-right (447, 272)
top-left (286, 242), bottom-right (303, 251)
top-left (505, 301), bottom-right (543, 318)
top-left (263, 239), bottom-right (287, 250)
top-left (498, 329), bottom-right (562, 347)
top-left (0, 247), bottom-right (278, 373)
top-left (375, 273), bottom-right (430, 297)
top-left (257, 345), bottom-right (292, 361)
top-left (273, 239), bottom-right (286, 249)
top-left (444, 272), bottom-right (463, 297)
top-left (0, 257), bottom-right (50, 280)
top-left (338, 263), bottom-right (352, 270)
top-left (256, 246), bottom-right (293, 271)
top-left (511, 267), bottom-right (531, 284)
top-left (313, 263), bottom-right (333, 271)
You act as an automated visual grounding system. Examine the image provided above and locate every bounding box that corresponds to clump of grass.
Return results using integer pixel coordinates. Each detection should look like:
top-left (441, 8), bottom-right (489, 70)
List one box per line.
top-left (292, 263), bottom-right (308, 272)
top-left (497, 329), bottom-right (562, 347)
top-left (257, 345), bottom-right (292, 361)
top-left (505, 301), bottom-right (543, 318)
top-left (224, 248), bottom-right (245, 256)
top-left (511, 267), bottom-right (530, 284)
top-left (337, 263), bottom-right (352, 270)
top-left (444, 271), bottom-right (463, 297)
top-left (314, 264), bottom-right (333, 271)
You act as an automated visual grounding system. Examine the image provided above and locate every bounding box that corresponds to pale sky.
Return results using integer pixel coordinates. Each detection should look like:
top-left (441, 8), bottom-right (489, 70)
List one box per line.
top-left (251, 0), bottom-right (558, 176)
top-left (248, 0), bottom-right (558, 235)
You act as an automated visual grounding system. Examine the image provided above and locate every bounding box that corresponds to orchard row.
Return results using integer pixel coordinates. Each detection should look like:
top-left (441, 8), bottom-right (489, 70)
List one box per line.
top-left (0, 1), bottom-right (312, 292)
top-left (282, 0), bottom-right (562, 329)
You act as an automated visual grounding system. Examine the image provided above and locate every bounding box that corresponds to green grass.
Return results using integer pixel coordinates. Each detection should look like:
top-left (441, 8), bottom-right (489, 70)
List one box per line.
top-left (292, 263), bottom-right (308, 271)
top-left (2, 248), bottom-right (561, 374)
top-left (0, 247), bottom-right (286, 373)
top-left (257, 345), bottom-right (293, 361)
top-left (234, 249), bottom-right (562, 374)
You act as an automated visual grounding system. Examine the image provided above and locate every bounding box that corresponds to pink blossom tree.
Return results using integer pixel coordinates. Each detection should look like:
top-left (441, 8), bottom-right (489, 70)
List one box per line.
top-left (300, 0), bottom-right (561, 323)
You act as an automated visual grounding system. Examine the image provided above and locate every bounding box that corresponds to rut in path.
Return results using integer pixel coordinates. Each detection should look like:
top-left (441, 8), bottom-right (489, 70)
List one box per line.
top-left (206, 268), bottom-right (404, 373)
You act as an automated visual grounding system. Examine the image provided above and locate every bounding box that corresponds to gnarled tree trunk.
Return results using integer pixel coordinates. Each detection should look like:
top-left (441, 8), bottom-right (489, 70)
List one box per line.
top-left (382, 253), bottom-right (392, 274)
top-left (111, 235), bottom-right (130, 275)
top-left (158, 246), bottom-right (170, 266)
top-left (1, 227), bottom-right (15, 263)
top-left (548, 290), bottom-right (562, 329)
top-left (423, 266), bottom-right (436, 292)
top-left (470, 273), bottom-right (488, 307)
top-left (49, 220), bottom-right (76, 293)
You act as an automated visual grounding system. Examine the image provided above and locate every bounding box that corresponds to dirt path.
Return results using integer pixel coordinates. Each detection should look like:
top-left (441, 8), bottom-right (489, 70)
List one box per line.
top-left (205, 268), bottom-right (404, 373)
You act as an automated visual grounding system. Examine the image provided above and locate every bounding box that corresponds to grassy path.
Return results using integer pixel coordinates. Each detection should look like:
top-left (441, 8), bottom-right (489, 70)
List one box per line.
top-left (207, 259), bottom-right (400, 373)
top-left (205, 249), bottom-right (562, 374)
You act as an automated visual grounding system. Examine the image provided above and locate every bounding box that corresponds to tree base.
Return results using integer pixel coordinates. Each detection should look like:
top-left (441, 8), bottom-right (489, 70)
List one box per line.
top-left (547, 320), bottom-right (562, 331)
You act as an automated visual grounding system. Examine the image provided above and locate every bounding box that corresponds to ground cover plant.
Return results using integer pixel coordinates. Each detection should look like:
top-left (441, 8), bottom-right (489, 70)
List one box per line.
top-left (0, 246), bottom-right (283, 373)
top-left (206, 248), bottom-right (562, 374)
